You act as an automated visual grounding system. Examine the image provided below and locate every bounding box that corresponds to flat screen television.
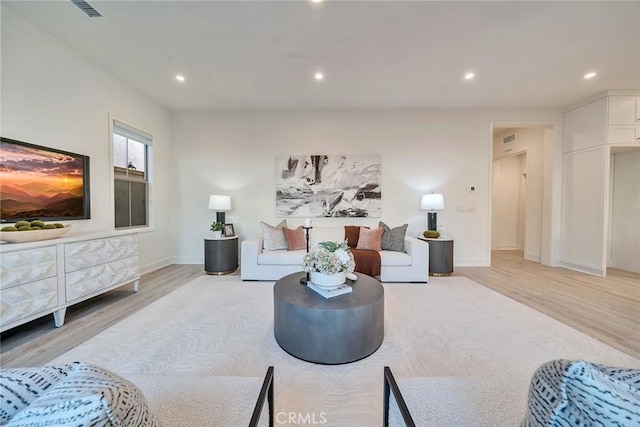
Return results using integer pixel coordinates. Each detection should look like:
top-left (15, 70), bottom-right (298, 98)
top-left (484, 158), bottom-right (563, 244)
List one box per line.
top-left (0, 137), bottom-right (91, 222)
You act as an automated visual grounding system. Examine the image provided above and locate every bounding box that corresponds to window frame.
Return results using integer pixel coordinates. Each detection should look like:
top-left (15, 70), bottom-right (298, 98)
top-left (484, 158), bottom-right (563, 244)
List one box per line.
top-left (110, 118), bottom-right (153, 230)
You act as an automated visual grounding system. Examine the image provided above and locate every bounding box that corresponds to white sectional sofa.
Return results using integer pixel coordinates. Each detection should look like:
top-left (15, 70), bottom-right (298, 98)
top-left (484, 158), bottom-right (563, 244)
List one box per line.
top-left (241, 226), bottom-right (428, 282)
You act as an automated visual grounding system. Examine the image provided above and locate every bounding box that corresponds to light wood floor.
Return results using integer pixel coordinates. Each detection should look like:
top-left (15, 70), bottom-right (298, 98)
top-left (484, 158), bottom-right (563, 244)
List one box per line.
top-left (1, 253), bottom-right (639, 368)
top-left (457, 251), bottom-right (640, 360)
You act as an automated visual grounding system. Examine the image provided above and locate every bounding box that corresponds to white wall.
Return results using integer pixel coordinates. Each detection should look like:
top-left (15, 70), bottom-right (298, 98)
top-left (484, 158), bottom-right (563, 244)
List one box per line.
top-left (1, 7), bottom-right (173, 273)
top-left (170, 109), bottom-right (561, 267)
top-left (492, 127), bottom-right (546, 260)
top-left (609, 149), bottom-right (640, 273)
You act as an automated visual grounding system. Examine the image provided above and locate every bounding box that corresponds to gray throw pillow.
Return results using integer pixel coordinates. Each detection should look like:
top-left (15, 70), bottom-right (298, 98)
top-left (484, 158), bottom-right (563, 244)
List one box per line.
top-left (260, 220), bottom-right (287, 251)
top-left (8, 362), bottom-right (160, 427)
top-left (379, 222), bottom-right (408, 252)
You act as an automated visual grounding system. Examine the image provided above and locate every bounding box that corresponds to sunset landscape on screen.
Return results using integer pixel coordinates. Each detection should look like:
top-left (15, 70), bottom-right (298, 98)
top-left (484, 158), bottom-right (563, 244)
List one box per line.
top-left (0, 141), bottom-right (85, 220)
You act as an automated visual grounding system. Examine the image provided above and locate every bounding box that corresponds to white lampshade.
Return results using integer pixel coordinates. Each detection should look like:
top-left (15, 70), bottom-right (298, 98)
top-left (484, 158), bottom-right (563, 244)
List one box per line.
top-left (208, 195), bottom-right (231, 211)
top-left (421, 193), bottom-right (444, 211)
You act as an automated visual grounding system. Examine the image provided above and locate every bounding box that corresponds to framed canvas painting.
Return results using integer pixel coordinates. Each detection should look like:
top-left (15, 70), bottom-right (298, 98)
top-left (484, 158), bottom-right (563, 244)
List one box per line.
top-left (275, 155), bottom-right (381, 218)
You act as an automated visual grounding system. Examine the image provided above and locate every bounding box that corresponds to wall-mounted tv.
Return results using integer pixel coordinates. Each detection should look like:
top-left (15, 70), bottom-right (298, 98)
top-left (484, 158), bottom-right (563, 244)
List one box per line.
top-left (0, 137), bottom-right (91, 222)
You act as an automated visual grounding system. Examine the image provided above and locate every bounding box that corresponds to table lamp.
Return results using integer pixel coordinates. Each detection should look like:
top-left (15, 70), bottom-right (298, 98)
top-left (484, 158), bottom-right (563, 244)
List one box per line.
top-left (209, 195), bottom-right (231, 223)
top-left (421, 193), bottom-right (444, 231)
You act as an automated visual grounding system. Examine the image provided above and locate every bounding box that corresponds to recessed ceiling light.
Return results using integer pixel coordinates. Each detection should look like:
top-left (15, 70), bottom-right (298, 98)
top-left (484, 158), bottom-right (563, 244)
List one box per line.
top-left (314, 72), bottom-right (324, 81)
top-left (464, 72), bottom-right (475, 80)
top-left (584, 72), bottom-right (597, 79)
top-left (176, 74), bottom-right (185, 82)
top-left (310, 0), bottom-right (323, 3)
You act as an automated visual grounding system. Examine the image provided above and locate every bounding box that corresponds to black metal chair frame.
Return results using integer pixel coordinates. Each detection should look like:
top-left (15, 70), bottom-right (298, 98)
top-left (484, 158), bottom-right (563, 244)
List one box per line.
top-left (383, 366), bottom-right (416, 427)
top-left (249, 366), bottom-right (274, 427)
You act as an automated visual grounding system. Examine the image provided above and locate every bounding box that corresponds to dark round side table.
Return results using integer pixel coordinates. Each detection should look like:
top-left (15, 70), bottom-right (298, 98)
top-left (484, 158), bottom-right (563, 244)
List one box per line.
top-left (273, 272), bottom-right (384, 364)
top-left (204, 236), bottom-right (238, 275)
top-left (419, 237), bottom-right (454, 276)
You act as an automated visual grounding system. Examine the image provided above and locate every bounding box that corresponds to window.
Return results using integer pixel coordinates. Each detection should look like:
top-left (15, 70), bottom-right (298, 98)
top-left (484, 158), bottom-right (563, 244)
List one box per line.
top-left (113, 121), bottom-right (151, 228)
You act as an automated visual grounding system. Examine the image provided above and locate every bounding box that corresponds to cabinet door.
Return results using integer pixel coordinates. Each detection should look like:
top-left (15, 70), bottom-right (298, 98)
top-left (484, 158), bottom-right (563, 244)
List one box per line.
top-left (0, 246), bottom-right (57, 289)
top-left (0, 278), bottom-right (58, 325)
top-left (608, 126), bottom-right (640, 145)
top-left (609, 96), bottom-right (640, 125)
top-left (65, 239), bottom-right (108, 272)
top-left (564, 97), bottom-right (607, 152)
top-left (65, 264), bottom-right (111, 302)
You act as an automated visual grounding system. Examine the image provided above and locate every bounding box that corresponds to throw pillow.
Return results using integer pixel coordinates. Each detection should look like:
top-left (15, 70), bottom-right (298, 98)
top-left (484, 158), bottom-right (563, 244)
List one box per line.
top-left (9, 362), bottom-right (160, 427)
top-left (260, 220), bottom-right (287, 251)
top-left (0, 364), bottom-right (76, 423)
top-left (356, 227), bottom-right (383, 251)
top-left (344, 226), bottom-right (361, 248)
top-left (283, 226), bottom-right (306, 251)
top-left (379, 221), bottom-right (408, 252)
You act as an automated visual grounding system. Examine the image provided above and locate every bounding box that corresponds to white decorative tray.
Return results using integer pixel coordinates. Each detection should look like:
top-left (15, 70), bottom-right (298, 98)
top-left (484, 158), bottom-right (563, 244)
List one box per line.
top-left (0, 226), bottom-right (71, 243)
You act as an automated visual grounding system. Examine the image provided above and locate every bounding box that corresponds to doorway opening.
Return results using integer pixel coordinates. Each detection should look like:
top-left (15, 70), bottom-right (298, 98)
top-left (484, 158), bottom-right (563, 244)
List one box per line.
top-left (492, 152), bottom-right (527, 253)
top-left (491, 125), bottom-right (550, 265)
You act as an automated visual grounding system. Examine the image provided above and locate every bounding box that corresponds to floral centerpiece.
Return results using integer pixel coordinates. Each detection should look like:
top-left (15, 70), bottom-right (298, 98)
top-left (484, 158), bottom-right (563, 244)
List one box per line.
top-left (303, 241), bottom-right (355, 288)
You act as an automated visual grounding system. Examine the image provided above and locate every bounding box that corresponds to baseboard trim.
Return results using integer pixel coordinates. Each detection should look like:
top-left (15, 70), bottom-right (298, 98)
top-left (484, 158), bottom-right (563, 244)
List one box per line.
top-left (559, 261), bottom-right (605, 277)
top-left (524, 252), bottom-right (541, 262)
top-left (172, 256), bottom-right (204, 265)
top-left (140, 258), bottom-right (172, 274)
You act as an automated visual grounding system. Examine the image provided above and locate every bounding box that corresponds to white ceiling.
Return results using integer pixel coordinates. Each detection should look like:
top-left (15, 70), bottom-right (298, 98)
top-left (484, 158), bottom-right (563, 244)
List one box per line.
top-left (4, 0), bottom-right (639, 111)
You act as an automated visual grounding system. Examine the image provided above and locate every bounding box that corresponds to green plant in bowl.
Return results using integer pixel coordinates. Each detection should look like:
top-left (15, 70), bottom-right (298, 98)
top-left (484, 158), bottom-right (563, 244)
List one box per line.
top-left (210, 221), bottom-right (224, 232)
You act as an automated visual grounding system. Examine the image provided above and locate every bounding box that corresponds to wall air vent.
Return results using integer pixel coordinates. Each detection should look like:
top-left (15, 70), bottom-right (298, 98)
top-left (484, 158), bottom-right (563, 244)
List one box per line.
top-left (71, 0), bottom-right (102, 18)
top-left (503, 134), bottom-right (516, 144)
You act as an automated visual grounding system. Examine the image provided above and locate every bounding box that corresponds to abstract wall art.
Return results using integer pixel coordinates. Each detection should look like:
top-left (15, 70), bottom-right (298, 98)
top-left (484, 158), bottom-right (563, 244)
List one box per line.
top-left (275, 155), bottom-right (381, 217)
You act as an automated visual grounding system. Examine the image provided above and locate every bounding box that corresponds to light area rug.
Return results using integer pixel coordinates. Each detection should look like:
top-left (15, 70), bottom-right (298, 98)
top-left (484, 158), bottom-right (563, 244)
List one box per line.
top-left (50, 275), bottom-right (639, 426)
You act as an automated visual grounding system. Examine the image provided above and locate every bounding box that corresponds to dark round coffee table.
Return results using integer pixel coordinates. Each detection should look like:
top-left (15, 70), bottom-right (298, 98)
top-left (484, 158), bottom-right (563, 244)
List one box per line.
top-left (273, 271), bottom-right (384, 364)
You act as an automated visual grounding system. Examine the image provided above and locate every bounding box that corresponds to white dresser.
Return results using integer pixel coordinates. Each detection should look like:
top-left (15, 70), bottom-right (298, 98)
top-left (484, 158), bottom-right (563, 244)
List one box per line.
top-left (0, 232), bottom-right (139, 332)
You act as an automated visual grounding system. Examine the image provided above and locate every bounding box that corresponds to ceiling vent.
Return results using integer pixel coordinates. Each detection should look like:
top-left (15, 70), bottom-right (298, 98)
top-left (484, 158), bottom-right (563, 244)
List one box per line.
top-left (502, 134), bottom-right (516, 144)
top-left (71, 0), bottom-right (102, 18)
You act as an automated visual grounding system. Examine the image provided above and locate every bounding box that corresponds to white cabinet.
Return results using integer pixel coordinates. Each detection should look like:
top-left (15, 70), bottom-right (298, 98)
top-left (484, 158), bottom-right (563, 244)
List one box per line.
top-left (0, 232), bottom-right (139, 332)
top-left (65, 235), bottom-right (138, 303)
top-left (607, 126), bottom-right (640, 145)
top-left (0, 246), bottom-right (59, 327)
top-left (563, 97), bottom-right (608, 152)
top-left (608, 96), bottom-right (640, 145)
top-left (608, 96), bottom-right (640, 125)
top-left (562, 91), bottom-right (640, 277)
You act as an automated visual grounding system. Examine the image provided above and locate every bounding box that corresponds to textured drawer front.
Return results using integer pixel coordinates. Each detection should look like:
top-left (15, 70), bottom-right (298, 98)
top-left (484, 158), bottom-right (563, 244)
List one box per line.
top-left (65, 235), bottom-right (138, 273)
top-left (65, 256), bottom-right (138, 302)
top-left (106, 235), bottom-right (138, 257)
top-left (110, 256), bottom-right (139, 286)
top-left (0, 246), bottom-right (57, 289)
top-left (65, 239), bottom-right (108, 272)
top-left (65, 264), bottom-right (111, 302)
top-left (0, 277), bottom-right (58, 325)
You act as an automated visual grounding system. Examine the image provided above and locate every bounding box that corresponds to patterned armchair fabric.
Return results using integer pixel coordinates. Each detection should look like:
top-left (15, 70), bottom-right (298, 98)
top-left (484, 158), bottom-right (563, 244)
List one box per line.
top-left (1, 362), bottom-right (159, 427)
top-left (522, 359), bottom-right (640, 426)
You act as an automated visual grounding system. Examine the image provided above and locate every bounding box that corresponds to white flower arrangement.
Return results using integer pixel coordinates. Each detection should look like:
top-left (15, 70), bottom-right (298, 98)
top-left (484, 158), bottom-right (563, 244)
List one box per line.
top-left (303, 241), bottom-right (355, 275)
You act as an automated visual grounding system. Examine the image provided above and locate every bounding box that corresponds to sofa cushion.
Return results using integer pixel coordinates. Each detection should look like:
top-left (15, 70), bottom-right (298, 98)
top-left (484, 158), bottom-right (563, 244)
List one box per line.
top-left (379, 222), bottom-right (408, 252)
top-left (8, 362), bottom-right (160, 427)
top-left (356, 227), bottom-right (383, 251)
top-left (259, 249), bottom-right (306, 265)
top-left (260, 220), bottom-right (287, 251)
top-left (0, 364), bottom-right (76, 424)
top-left (283, 226), bottom-right (306, 251)
top-left (379, 250), bottom-right (412, 266)
top-left (309, 227), bottom-right (344, 248)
